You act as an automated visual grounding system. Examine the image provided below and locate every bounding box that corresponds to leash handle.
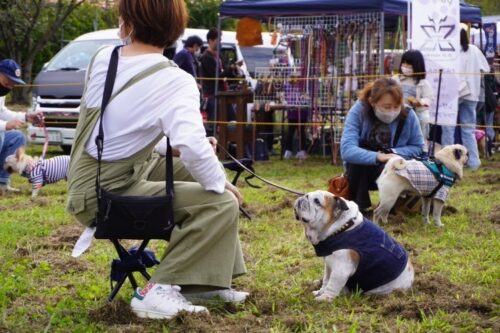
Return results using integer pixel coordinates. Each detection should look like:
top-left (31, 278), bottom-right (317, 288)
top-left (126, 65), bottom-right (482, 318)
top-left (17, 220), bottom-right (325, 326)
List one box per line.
top-left (217, 144), bottom-right (305, 196)
top-left (41, 124), bottom-right (49, 160)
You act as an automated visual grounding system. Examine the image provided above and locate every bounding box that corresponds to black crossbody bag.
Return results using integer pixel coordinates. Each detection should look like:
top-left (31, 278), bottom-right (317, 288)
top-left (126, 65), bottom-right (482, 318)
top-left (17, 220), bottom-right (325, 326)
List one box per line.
top-left (93, 46), bottom-right (175, 241)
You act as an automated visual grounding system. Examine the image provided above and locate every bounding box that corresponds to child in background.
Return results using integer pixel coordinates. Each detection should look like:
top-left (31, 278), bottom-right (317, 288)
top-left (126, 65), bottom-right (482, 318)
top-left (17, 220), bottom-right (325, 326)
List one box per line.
top-left (394, 50), bottom-right (433, 157)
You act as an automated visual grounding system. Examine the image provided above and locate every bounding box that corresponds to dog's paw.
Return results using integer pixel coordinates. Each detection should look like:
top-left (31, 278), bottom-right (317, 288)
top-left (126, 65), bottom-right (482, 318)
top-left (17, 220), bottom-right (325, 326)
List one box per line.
top-left (312, 289), bottom-right (323, 297)
top-left (315, 293), bottom-right (334, 302)
top-left (435, 221), bottom-right (444, 228)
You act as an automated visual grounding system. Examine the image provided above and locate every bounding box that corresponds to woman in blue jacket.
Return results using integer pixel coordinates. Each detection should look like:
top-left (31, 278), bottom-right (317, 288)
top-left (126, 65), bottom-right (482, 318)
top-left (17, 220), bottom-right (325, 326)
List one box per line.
top-left (340, 77), bottom-right (424, 212)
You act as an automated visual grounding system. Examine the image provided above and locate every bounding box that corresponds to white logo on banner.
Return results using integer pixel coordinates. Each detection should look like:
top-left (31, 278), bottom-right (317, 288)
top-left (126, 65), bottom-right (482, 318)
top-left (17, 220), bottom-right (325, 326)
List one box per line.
top-left (412, 0), bottom-right (460, 126)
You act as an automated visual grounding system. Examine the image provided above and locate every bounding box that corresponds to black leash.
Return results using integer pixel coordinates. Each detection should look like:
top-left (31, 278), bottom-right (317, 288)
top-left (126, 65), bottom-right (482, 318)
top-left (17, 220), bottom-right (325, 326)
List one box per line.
top-left (217, 144), bottom-right (305, 196)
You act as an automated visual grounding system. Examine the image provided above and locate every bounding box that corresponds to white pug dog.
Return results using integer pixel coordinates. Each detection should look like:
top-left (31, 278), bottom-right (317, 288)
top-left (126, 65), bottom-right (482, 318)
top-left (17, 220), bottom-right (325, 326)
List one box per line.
top-left (294, 191), bottom-right (414, 302)
top-left (374, 144), bottom-right (468, 227)
top-left (4, 148), bottom-right (70, 199)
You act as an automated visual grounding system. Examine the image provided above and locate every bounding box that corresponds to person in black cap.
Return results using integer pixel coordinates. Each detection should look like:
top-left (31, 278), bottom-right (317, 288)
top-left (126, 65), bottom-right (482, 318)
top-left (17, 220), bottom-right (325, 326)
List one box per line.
top-left (0, 59), bottom-right (43, 195)
top-left (173, 35), bottom-right (203, 78)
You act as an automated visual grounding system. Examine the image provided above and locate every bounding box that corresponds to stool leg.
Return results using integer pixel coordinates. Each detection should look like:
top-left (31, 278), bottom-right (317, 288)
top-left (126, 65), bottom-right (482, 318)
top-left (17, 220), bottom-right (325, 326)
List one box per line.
top-left (108, 274), bottom-right (128, 303)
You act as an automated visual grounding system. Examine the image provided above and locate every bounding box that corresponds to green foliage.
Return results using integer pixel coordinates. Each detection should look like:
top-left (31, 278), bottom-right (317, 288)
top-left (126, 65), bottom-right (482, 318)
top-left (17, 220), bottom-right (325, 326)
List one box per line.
top-left (465, 0), bottom-right (500, 15)
top-left (32, 2), bottom-right (118, 82)
top-left (0, 0), bottom-right (117, 104)
top-left (185, 0), bottom-right (236, 30)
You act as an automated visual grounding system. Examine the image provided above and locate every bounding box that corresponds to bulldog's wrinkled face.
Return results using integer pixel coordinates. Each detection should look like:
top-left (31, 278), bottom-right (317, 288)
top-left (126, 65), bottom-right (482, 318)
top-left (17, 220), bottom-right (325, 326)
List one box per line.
top-left (3, 148), bottom-right (32, 174)
top-left (294, 190), bottom-right (349, 244)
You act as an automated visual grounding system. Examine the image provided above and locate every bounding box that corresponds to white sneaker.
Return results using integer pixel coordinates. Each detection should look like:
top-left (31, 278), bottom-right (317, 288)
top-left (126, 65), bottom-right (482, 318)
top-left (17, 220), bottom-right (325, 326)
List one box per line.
top-left (283, 150), bottom-right (292, 159)
top-left (296, 150), bottom-right (307, 160)
top-left (131, 283), bottom-right (208, 319)
top-left (0, 184), bottom-right (20, 195)
top-left (183, 288), bottom-right (249, 303)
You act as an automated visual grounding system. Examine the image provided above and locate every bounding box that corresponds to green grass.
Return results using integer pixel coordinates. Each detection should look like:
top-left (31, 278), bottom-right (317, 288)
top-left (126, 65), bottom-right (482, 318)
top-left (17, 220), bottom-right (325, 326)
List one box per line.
top-left (0, 144), bottom-right (498, 332)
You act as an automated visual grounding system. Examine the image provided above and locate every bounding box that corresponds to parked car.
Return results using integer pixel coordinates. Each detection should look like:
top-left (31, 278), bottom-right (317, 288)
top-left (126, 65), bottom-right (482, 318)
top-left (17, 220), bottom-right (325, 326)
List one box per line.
top-left (28, 28), bottom-right (273, 152)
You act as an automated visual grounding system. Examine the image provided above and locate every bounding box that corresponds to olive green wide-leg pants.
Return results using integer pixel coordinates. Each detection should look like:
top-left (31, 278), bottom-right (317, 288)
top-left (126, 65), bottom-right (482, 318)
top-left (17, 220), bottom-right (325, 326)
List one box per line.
top-left (122, 156), bottom-right (247, 289)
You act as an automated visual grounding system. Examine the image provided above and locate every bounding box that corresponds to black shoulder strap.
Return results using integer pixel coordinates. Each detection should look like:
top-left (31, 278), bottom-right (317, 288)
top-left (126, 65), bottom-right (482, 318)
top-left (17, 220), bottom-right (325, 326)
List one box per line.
top-left (392, 116), bottom-right (405, 147)
top-left (95, 46), bottom-right (174, 202)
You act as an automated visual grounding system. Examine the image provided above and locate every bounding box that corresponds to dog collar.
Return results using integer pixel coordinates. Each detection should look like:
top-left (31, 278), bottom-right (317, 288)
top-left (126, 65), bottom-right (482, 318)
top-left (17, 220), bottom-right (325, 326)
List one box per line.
top-left (313, 218), bottom-right (358, 257)
top-left (330, 218), bottom-right (356, 237)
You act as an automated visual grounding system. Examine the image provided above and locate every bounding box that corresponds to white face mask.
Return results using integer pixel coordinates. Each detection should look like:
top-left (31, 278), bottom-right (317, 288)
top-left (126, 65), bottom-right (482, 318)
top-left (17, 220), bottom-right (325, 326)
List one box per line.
top-left (117, 23), bottom-right (132, 46)
top-left (374, 107), bottom-right (401, 124)
top-left (401, 65), bottom-right (413, 76)
top-left (194, 49), bottom-right (201, 57)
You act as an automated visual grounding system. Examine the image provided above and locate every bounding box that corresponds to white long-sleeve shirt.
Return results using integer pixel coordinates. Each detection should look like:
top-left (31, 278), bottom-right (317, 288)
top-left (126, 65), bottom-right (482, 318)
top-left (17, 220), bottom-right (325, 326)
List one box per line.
top-left (460, 44), bottom-right (490, 102)
top-left (0, 97), bottom-right (25, 131)
top-left (84, 46), bottom-right (226, 193)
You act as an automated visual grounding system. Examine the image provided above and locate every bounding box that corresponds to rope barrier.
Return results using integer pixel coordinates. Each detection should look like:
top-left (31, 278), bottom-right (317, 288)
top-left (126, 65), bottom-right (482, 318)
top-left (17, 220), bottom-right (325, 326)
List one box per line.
top-left (12, 71), bottom-right (500, 88)
top-left (25, 118), bottom-right (500, 129)
top-left (202, 120), bottom-right (500, 129)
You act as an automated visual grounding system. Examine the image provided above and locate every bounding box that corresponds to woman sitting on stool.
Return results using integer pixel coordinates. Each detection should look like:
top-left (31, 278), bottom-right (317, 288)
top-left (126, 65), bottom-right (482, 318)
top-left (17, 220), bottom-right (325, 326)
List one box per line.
top-left (340, 77), bottom-right (424, 212)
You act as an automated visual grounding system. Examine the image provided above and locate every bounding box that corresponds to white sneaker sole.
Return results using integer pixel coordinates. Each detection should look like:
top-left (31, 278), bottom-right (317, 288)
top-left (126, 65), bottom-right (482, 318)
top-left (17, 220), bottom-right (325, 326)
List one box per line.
top-left (132, 306), bottom-right (208, 319)
top-left (132, 308), bottom-right (176, 319)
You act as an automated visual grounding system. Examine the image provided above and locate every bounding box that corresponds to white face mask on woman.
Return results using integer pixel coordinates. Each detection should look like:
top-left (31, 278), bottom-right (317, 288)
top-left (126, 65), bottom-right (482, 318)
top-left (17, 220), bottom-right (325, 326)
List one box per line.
top-left (401, 65), bottom-right (413, 76)
top-left (117, 23), bottom-right (132, 46)
top-left (374, 107), bottom-right (401, 124)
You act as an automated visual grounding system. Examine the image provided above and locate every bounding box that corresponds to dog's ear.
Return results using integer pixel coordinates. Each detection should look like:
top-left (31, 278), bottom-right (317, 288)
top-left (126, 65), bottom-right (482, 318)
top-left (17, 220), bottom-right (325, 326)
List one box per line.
top-left (453, 148), bottom-right (463, 160)
top-left (334, 196), bottom-right (349, 211)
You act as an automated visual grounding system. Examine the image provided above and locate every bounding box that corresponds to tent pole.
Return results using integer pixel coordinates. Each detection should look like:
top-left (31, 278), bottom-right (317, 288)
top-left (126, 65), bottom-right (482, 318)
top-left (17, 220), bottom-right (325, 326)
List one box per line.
top-left (214, 14), bottom-right (222, 138)
top-left (408, 0), bottom-right (412, 50)
top-left (379, 12), bottom-right (384, 75)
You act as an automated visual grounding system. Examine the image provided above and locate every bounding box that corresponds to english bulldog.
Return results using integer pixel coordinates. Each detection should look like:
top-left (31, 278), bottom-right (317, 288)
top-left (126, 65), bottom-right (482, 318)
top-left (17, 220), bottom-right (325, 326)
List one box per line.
top-left (4, 148), bottom-right (70, 199)
top-left (374, 144), bottom-right (468, 227)
top-left (294, 191), bottom-right (414, 301)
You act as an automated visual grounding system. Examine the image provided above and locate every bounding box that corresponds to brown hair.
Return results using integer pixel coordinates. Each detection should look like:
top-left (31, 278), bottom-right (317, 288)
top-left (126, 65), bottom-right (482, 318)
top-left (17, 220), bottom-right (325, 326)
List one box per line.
top-left (118, 0), bottom-right (188, 48)
top-left (357, 77), bottom-right (407, 119)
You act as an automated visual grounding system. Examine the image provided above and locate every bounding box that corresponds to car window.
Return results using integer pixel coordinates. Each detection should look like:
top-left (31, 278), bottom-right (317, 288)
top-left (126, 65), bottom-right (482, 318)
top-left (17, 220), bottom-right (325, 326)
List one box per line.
top-left (46, 39), bottom-right (120, 71)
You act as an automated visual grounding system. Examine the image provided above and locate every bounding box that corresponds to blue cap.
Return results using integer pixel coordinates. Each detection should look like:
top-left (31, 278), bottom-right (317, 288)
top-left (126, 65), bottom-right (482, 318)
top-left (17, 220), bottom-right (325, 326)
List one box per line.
top-left (0, 59), bottom-right (25, 85)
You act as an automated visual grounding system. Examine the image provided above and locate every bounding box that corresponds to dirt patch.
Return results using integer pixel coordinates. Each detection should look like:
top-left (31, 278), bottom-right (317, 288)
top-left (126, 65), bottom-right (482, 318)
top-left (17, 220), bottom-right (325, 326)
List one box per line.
top-left (469, 188), bottom-right (491, 195)
top-left (388, 212), bottom-right (407, 225)
top-left (251, 197), bottom-right (293, 215)
top-left (48, 224), bottom-right (83, 244)
top-left (89, 299), bottom-right (148, 325)
top-left (489, 205), bottom-right (500, 224)
top-left (30, 224), bottom-right (84, 251)
top-left (442, 205), bottom-right (458, 215)
top-left (480, 174), bottom-right (500, 185)
top-left (28, 249), bottom-right (89, 275)
top-left (0, 198), bottom-right (51, 211)
top-left (481, 160), bottom-right (500, 170)
top-left (377, 272), bottom-right (494, 321)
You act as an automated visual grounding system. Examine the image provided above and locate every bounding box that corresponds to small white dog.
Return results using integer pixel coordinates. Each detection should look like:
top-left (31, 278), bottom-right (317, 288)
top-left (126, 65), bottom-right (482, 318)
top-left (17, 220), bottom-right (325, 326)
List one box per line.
top-left (374, 144), bottom-right (468, 227)
top-left (294, 191), bottom-right (414, 301)
top-left (4, 148), bottom-right (70, 199)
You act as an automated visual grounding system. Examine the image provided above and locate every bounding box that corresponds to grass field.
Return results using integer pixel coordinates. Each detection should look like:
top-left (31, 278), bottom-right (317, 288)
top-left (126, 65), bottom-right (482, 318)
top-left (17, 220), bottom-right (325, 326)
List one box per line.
top-left (0, 144), bottom-right (498, 332)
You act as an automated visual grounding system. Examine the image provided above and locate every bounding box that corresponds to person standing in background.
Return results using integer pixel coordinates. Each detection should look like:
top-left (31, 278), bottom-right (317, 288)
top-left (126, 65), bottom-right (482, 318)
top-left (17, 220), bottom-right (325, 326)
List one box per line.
top-left (441, 29), bottom-right (489, 170)
top-left (173, 35), bottom-right (203, 79)
top-left (393, 50), bottom-right (433, 157)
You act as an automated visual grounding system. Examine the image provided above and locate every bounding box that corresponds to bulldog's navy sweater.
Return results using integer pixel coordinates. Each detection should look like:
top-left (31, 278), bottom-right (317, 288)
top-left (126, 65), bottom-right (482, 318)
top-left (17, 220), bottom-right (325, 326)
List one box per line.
top-left (314, 218), bottom-right (408, 292)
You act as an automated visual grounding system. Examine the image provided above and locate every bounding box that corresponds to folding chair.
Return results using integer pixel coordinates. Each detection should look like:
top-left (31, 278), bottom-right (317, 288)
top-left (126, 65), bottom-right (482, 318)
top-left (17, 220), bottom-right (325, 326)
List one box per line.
top-left (107, 239), bottom-right (158, 302)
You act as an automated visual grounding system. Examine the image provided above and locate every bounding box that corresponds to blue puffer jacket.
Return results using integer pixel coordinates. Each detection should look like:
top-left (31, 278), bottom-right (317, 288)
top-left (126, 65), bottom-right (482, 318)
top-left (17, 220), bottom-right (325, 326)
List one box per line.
top-left (340, 100), bottom-right (424, 165)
